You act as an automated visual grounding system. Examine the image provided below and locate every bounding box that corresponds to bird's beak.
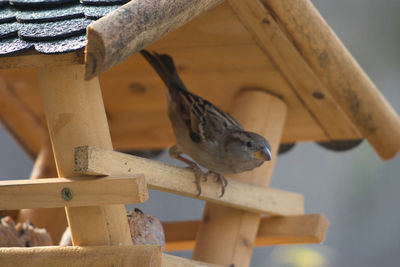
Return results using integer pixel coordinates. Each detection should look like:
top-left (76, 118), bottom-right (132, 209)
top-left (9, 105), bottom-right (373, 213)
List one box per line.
top-left (253, 147), bottom-right (272, 161)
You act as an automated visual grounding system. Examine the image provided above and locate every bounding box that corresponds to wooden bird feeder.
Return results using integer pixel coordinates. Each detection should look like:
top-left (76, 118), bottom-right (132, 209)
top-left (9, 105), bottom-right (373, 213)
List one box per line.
top-left (0, 0), bottom-right (399, 266)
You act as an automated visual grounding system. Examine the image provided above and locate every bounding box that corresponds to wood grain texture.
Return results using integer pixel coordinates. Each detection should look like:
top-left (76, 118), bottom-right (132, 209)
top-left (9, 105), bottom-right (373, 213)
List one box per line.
top-left (85, 0), bottom-right (224, 79)
top-left (163, 214), bottom-right (328, 251)
top-left (18, 140), bottom-right (68, 244)
top-left (193, 91), bottom-right (287, 266)
top-left (0, 245), bottom-right (161, 267)
top-left (262, 0), bottom-right (400, 159)
top-left (0, 51), bottom-right (83, 69)
top-left (0, 176), bottom-right (147, 210)
top-left (38, 65), bottom-right (133, 246)
top-left (74, 145), bottom-right (303, 216)
top-left (227, 0), bottom-right (361, 141)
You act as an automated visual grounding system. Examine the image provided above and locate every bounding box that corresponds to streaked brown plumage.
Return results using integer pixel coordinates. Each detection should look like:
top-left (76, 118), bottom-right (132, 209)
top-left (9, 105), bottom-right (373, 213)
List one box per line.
top-left (140, 50), bottom-right (271, 197)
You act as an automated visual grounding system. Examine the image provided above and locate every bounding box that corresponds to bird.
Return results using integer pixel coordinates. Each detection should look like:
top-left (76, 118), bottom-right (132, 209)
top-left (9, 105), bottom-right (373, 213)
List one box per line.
top-left (140, 50), bottom-right (272, 197)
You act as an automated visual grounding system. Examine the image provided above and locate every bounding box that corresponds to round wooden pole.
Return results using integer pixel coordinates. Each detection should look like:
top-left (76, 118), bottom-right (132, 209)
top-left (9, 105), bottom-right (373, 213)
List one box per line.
top-left (18, 138), bottom-right (68, 244)
top-left (192, 90), bottom-right (287, 266)
top-left (37, 65), bottom-right (132, 246)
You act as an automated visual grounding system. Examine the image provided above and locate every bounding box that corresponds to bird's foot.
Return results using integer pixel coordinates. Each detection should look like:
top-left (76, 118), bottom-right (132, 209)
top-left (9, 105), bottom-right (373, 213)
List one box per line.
top-left (205, 171), bottom-right (228, 197)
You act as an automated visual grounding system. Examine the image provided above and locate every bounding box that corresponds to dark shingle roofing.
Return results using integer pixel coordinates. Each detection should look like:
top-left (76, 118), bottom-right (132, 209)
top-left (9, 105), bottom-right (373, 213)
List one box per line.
top-left (0, 0), bottom-right (127, 55)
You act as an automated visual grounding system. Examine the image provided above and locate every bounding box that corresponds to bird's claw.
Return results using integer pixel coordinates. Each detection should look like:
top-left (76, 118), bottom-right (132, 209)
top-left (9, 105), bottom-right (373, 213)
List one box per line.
top-left (205, 171), bottom-right (228, 198)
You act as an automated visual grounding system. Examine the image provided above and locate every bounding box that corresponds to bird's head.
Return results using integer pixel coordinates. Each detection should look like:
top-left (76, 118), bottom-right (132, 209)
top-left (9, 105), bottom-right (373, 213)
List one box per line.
top-left (223, 131), bottom-right (271, 172)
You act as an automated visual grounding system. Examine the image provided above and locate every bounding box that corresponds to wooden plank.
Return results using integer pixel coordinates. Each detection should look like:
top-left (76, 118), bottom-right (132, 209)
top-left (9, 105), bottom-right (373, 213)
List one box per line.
top-left (37, 64), bottom-right (133, 246)
top-left (162, 254), bottom-right (222, 267)
top-left (192, 91), bottom-right (286, 266)
top-left (227, 0), bottom-right (361, 141)
top-left (163, 214), bottom-right (328, 251)
top-left (263, 0), bottom-right (400, 159)
top-left (0, 77), bottom-right (46, 158)
top-left (18, 140), bottom-right (68, 244)
top-left (75, 146), bottom-right (304, 216)
top-left (0, 51), bottom-right (83, 69)
top-left (0, 245), bottom-right (161, 267)
top-left (0, 175), bottom-right (147, 210)
top-left (85, 0), bottom-right (223, 79)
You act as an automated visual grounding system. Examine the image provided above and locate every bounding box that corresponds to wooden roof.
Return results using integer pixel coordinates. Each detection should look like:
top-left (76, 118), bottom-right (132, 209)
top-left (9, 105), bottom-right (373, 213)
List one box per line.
top-left (0, 0), bottom-right (399, 159)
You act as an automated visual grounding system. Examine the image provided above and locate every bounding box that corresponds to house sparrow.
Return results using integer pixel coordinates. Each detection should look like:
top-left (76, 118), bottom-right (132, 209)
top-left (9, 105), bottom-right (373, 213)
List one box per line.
top-left (140, 50), bottom-right (271, 197)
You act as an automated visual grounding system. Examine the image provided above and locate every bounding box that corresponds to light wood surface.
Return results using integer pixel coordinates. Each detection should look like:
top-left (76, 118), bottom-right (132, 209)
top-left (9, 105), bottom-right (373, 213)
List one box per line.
top-left (37, 65), bottom-right (133, 246)
top-left (262, 0), bottom-right (400, 159)
top-left (0, 176), bottom-right (147, 210)
top-left (163, 214), bottom-right (328, 251)
top-left (18, 140), bottom-right (68, 244)
top-left (0, 245), bottom-right (161, 267)
top-left (193, 90), bottom-right (287, 266)
top-left (85, 0), bottom-right (224, 79)
top-left (162, 254), bottom-right (222, 267)
top-left (75, 146), bottom-right (304, 216)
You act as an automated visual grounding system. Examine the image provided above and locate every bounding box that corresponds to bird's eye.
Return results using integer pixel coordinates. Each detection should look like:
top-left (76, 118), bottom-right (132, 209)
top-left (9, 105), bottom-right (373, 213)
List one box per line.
top-left (246, 141), bottom-right (253, 148)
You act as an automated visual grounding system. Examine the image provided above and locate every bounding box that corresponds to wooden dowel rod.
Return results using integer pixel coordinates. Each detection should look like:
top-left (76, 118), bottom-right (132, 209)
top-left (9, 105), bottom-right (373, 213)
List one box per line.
top-left (75, 146), bottom-right (304, 216)
top-left (162, 254), bottom-right (222, 267)
top-left (262, 0), bottom-right (400, 159)
top-left (18, 140), bottom-right (68, 244)
top-left (85, 0), bottom-right (223, 80)
top-left (163, 214), bottom-right (328, 251)
top-left (0, 245), bottom-right (162, 267)
top-left (37, 65), bottom-right (133, 246)
top-left (193, 90), bottom-right (287, 266)
top-left (0, 176), bottom-right (147, 210)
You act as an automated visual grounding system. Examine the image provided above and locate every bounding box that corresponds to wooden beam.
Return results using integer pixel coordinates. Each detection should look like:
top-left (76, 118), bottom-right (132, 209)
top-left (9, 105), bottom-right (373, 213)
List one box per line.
top-left (0, 77), bottom-right (46, 158)
top-left (227, 0), bottom-right (361, 141)
top-left (163, 214), bottom-right (328, 251)
top-left (193, 90), bottom-right (286, 266)
top-left (0, 51), bottom-right (83, 69)
top-left (0, 176), bottom-right (147, 210)
top-left (262, 0), bottom-right (400, 159)
top-left (85, 0), bottom-right (223, 79)
top-left (0, 245), bottom-right (161, 267)
top-left (18, 140), bottom-right (68, 244)
top-left (162, 254), bottom-right (222, 267)
top-left (37, 65), bottom-right (132, 246)
top-left (74, 146), bottom-right (304, 216)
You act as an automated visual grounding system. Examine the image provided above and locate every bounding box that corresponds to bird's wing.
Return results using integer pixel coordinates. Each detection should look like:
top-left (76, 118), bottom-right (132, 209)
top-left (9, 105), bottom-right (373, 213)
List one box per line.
top-left (177, 89), bottom-right (244, 143)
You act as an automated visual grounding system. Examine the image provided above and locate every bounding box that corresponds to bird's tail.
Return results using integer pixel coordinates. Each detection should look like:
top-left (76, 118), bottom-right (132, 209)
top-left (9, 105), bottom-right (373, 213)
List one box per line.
top-left (140, 50), bottom-right (187, 99)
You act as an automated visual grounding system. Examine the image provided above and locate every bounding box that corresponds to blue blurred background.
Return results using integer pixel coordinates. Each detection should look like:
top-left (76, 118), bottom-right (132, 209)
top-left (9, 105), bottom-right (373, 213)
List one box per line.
top-left (0, 0), bottom-right (399, 266)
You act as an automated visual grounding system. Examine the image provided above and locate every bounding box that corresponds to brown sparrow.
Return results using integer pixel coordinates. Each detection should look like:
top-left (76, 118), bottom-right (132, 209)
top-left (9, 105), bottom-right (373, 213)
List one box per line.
top-left (141, 50), bottom-right (271, 197)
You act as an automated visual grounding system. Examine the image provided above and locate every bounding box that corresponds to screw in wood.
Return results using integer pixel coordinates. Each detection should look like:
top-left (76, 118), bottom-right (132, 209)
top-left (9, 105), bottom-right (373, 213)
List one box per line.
top-left (61, 187), bottom-right (73, 201)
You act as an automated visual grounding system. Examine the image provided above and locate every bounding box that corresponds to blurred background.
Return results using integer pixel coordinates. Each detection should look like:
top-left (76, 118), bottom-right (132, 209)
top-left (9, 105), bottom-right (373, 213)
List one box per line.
top-left (0, 0), bottom-right (399, 266)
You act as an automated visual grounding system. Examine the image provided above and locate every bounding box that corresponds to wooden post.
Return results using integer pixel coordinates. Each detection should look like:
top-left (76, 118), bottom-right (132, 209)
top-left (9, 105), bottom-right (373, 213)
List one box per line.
top-left (18, 139), bottom-right (68, 244)
top-left (192, 90), bottom-right (287, 266)
top-left (37, 65), bottom-right (132, 246)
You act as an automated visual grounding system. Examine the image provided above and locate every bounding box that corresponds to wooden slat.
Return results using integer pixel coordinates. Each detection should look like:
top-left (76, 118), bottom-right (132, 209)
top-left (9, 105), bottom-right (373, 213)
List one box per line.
top-left (163, 214), bottom-right (328, 251)
top-left (227, 0), bottom-right (361, 141)
top-left (0, 245), bottom-right (161, 267)
top-left (0, 176), bottom-right (148, 210)
top-left (162, 254), bottom-right (222, 267)
top-left (263, 0), bottom-right (400, 159)
top-left (38, 64), bottom-right (132, 246)
top-left (192, 91), bottom-right (286, 266)
top-left (74, 146), bottom-right (304, 216)
top-left (0, 51), bottom-right (83, 69)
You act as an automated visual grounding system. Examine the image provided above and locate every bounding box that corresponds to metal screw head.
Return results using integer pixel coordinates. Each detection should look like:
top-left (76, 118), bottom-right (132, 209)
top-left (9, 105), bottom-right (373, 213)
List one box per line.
top-left (61, 187), bottom-right (73, 201)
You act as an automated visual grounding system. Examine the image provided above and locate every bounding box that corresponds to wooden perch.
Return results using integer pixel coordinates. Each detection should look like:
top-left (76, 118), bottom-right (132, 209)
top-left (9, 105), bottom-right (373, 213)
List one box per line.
top-left (85, 0), bottom-right (223, 80)
top-left (0, 245), bottom-right (161, 267)
top-left (0, 176), bottom-right (147, 210)
top-left (262, 0), bottom-right (400, 159)
top-left (74, 146), bottom-right (304, 216)
top-left (163, 214), bottom-right (328, 251)
top-left (162, 254), bottom-right (222, 267)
